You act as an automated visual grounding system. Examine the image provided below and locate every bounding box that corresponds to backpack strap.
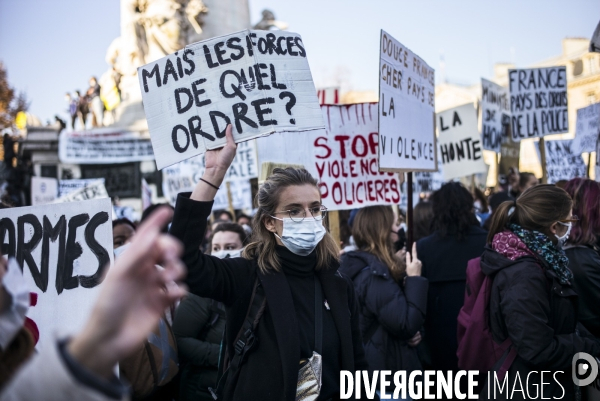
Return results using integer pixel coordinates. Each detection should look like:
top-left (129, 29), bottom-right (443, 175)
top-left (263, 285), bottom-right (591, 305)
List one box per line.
top-left (211, 277), bottom-right (266, 399)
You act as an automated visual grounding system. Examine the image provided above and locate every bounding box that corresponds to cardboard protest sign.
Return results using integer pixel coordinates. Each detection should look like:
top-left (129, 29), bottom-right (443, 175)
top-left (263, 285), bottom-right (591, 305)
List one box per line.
top-left (31, 177), bottom-right (58, 205)
top-left (508, 67), bottom-right (568, 141)
top-left (54, 179), bottom-right (109, 203)
top-left (256, 103), bottom-right (401, 210)
top-left (574, 103), bottom-right (600, 153)
top-left (437, 104), bottom-right (488, 181)
top-left (481, 78), bottom-right (511, 152)
top-left (59, 179), bottom-right (106, 198)
top-left (59, 131), bottom-right (154, 164)
top-left (139, 29), bottom-right (324, 170)
top-left (162, 141), bottom-right (256, 209)
top-left (399, 170), bottom-right (444, 210)
top-left (538, 139), bottom-right (587, 184)
top-left (0, 198), bottom-right (113, 348)
top-left (378, 30), bottom-right (436, 172)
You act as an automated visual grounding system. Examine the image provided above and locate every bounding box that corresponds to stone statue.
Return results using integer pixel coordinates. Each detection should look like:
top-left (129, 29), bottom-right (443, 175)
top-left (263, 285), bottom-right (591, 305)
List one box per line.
top-left (253, 9), bottom-right (288, 31)
top-left (102, 0), bottom-right (250, 130)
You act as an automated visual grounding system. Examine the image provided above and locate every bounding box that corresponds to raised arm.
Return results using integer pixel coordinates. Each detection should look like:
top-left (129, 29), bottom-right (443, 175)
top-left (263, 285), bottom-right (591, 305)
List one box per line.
top-left (171, 125), bottom-right (254, 304)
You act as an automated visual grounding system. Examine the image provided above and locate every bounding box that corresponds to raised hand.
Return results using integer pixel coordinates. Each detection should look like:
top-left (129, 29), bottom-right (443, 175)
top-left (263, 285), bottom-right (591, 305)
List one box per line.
top-left (192, 124), bottom-right (237, 201)
top-left (67, 207), bottom-right (187, 378)
top-left (405, 242), bottom-right (422, 277)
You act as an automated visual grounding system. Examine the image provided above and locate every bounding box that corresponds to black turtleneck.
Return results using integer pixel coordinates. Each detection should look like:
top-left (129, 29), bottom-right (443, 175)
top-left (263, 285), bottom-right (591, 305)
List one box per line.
top-left (275, 245), bottom-right (341, 400)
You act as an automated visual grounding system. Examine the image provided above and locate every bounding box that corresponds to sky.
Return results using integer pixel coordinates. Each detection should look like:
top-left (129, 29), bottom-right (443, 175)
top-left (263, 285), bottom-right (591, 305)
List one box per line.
top-left (0, 0), bottom-right (597, 124)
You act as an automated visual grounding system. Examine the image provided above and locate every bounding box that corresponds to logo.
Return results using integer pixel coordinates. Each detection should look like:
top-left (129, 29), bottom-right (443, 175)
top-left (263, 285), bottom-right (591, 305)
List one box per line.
top-left (572, 352), bottom-right (599, 386)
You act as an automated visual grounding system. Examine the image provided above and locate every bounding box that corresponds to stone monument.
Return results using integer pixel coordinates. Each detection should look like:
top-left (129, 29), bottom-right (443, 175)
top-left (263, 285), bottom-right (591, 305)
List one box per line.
top-left (101, 0), bottom-right (251, 131)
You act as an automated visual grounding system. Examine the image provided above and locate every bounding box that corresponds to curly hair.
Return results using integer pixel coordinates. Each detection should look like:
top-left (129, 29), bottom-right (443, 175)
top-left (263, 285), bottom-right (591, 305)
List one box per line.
top-left (430, 182), bottom-right (479, 240)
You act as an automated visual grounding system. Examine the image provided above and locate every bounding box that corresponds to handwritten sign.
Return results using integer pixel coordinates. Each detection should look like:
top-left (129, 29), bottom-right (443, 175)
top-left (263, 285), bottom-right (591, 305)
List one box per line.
top-left (162, 140), bottom-right (256, 209)
top-left (139, 29), bottom-right (324, 170)
top-left (574, 103), bottom-right (600, 153)
top-left (54, 179), bottom-right (109, 203)
top-left (539, 139), bottom-right (587, 184)
top-left (508, 67), bottom-right (568, 141)
top-left (0, 199), bottom-right (113, 348)
top-left (58, 179), bottom-right (106, 198)
top-left (437, 103), bottom-right (488, 180)
top-left (481, 78), bottom-right (511, 152)
top-left (378, 30), bottom-right (436, 172)
top-left (256, 103), bottom-right (401, 210)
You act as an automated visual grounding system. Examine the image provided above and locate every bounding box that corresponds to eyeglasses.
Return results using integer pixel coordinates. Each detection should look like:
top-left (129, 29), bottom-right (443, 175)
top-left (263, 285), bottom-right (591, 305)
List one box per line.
top-left (272, 205), bottom-right (328, 223)
top-left (559, 215), bottom-right (579, 224)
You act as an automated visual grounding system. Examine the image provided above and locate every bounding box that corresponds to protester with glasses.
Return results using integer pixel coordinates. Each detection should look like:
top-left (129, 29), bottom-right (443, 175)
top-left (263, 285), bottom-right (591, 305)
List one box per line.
top-left (481, 184), bottom-right (600, 399)
top-left (563, 178), bottom-right (600, 338)
top-left (169, 125), bottom-right (369, 401)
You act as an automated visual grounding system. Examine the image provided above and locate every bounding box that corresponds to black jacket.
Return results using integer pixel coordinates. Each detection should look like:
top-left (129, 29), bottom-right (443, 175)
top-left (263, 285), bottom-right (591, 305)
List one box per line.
top-left (339, 251), bottom-right (428, 374)
top-left (417, 225), bottom-right (487, 371)
top-left (173, 294), bottom-right (226, 401)
top-left (480, 247), bottom-right (600, 400)
top-left (565, 245), bottom-right (600, 337)
top-left (170, 194), bottom-right (369, 401)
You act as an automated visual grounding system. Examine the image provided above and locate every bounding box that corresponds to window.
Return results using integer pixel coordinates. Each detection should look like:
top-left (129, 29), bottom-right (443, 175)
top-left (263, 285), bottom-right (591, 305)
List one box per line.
top-left (573, 59), bottom-right (583, 76)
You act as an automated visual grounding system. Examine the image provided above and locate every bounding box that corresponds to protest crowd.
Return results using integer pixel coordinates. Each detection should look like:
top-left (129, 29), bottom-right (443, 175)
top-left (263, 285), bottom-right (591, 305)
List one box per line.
top-left (1, 7), bottom-right (600, 401)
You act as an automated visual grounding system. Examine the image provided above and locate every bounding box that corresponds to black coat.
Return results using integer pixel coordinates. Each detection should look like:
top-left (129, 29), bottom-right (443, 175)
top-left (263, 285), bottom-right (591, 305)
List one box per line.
top-left (416, 225), bottom-right (487, 371)
top-left (480, 247), bottom-right (600, 400)
top-left (339, 251), bottom-right (428, 374)
top-left (170, 194), bottom-right (369, 401)
top-left (173, 294), bottom-right (226, 401)
top-left (565, 245), bottom-right (600, 337)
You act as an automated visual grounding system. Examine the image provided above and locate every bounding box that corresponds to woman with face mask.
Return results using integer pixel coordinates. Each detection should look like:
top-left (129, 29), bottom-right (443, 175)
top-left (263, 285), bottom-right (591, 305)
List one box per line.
top-left (173, 223), bottom-right (247, 401)
top-left (170, 126), bottom-right (370, 401)
top-left (339, 206), bottom-right (427, 399)
top-left (481, 184), bottom-right (600, 400)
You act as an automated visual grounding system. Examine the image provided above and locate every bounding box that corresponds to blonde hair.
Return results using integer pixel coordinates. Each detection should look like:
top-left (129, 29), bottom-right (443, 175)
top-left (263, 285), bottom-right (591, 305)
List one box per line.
top-left (243, 168), bottom-right (340, 273)
top-left (352, 206), bottom-right (405, 281)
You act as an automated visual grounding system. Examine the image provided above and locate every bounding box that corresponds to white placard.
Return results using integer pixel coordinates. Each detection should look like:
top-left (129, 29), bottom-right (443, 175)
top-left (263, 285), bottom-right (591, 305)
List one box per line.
top-left (31, 177), bottom-right (58, 205)
top-left (378, 30), bottom-right (436, 172)
top-left (58, 179), bottom-right (106, 198)
top-left (0, 198), bottom-right (113, 348)
top-left (54, 179), bottom-right (109, 203)
top-left (574, 103), bottom-right (600, 153)
top-left (481, 78), bottom-right (511, 152)
top-left (139, 29), bottom-right (324, 170)
top-left (399, 169), bottom-right (444, 210)
top-left (437, 103), bottom-right (488, 181)
top-left (162, 141), bottom-right (256, 210)
top-left (59, 131), bottom-right (154, 164)
top-left (508, 67), bottom-right (568, 141)
top-left (256, 103), bottom-right (401, 211)
top-left (539, 139), bottom-right (587, 184)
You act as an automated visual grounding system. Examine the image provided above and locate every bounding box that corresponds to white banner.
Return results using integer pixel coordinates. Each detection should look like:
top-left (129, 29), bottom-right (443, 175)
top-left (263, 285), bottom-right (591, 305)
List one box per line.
top-left (437, 103), bottom-right (488, 181)
top-left (378, 30), bottom-right (436, 172)
top-left (59, 131), bottom-right (154, 164)
top-left (58, 179), bottom-right (106, 198)
top-left (139, 29), bottom-right (324, 170)
top-left (574, 103), bottom-right (600, 153)
top-left (481, 78), bottom-right (511, 152)
top-left (540, 139), bottom-right (587, 184)
top-left (256, 103), bottom-right (401, 211)
top-left (508, 67), bottom-right (568, 141)
top-left (31, 177), bottom-right (58, 205)
top-left (54, 179), bottom-right (109, 203)
top-left (0, 198), bottom-right (113, 348)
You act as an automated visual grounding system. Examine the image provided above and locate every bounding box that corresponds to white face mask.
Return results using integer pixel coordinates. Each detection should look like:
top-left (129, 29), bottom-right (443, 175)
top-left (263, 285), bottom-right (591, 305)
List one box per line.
top-left (272, 217), bottom-right (326, 256)
top-left (212, 249), bottom-right (243, 259)
top-left (0, 258), bottom-right (30, 350)
top-left (555, 221), bottom-right (572, 248)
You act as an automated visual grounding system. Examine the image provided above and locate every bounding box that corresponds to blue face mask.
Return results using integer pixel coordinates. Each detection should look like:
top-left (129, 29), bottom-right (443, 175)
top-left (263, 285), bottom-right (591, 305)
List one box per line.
top-left (272, 217), bottom-right (326, 256)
